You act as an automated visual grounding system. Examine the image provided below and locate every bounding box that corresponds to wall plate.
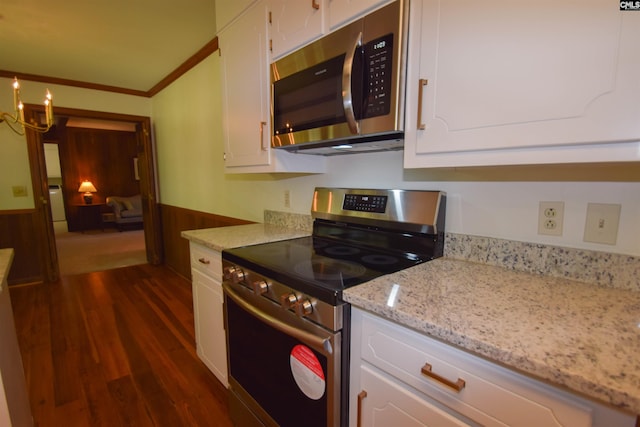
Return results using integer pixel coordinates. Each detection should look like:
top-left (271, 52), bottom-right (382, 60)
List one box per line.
top-left (583, 203), bottom-right (621, 245)
top-left (538, 201), bottom-right (564, 236)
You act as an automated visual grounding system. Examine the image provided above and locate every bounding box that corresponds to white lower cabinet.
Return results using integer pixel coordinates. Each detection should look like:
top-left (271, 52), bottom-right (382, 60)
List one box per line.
top-left (349, 308), bottom-right (635, 427)
top-left (189, 243), bottom-right (228, 387)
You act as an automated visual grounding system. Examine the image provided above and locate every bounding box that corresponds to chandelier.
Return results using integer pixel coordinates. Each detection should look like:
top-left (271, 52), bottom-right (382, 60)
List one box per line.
top-left (0, 77), bottom-right (53, 135)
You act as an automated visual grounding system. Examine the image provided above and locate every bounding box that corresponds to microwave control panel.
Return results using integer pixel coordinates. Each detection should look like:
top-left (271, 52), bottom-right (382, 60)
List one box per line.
top-left (363, 33), bottom-right (394, 118)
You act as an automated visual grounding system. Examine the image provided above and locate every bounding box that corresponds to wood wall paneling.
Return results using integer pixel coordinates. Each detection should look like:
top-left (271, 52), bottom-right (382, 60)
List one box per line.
top-left (160, 204), bottom-right (253, 280)
top-left (59, 128), bottom-right (140, 232)
top-left (0, 211), bottom-right (44, 284)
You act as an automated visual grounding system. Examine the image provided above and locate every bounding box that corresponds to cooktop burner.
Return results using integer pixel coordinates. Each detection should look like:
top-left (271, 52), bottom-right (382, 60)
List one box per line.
top-left (222, 236), bottom-right (424, 304)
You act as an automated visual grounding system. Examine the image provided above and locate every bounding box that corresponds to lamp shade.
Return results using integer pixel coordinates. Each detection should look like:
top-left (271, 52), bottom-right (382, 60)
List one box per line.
top-left (78, 181), bottom-right (97, 193)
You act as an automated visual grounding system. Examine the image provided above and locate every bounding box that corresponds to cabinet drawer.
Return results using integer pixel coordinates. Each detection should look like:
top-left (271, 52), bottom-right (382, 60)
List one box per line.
top-left (360, 364), bottom-right (475, 426)
top-left (358, 310), bottom-right (592, 427)
top-left (189, 242), bottom-right (222, 279)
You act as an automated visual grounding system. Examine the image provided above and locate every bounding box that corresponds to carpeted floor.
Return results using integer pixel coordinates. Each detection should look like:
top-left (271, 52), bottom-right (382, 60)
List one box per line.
top-left (55, 229), bottom-right (147, 276)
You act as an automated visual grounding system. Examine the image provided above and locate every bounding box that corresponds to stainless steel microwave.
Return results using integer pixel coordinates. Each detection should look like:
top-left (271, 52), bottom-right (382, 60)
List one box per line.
top-left (270, 1), bottom-right (407, 155)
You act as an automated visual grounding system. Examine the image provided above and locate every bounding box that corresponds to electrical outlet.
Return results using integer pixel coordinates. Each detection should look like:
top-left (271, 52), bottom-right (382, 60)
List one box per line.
top-left (583, 203), bottom-right (621, 245)
top-left (284, 190), bottom-right (291, 208)
top-left (538, 201), bottom-right (564, 236)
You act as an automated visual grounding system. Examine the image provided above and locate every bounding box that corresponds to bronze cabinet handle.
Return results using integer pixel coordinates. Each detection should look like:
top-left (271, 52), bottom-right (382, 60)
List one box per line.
top-left (357, 390), bottom-right (367, 427)
top-left (417, 78), bottom-right (428, 130)
top-left (198, 257), bottom-right (210, 265)
top-left (259, 121), bottom-right (268, 151)
top-left (312, 0), bottom-right (320, 10)
top-left (421, 363), bottom-right (466, 393)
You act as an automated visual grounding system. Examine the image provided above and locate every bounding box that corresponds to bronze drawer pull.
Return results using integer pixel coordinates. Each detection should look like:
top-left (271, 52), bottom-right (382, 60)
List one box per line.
top-left (357, 390), bottom-right (367, 427)
top-left (312, 0), bottom-right (320, 10)
top-left (421, 363), bottom-right (466, 393)
top-left (198, 257), bottom-right (210, 265)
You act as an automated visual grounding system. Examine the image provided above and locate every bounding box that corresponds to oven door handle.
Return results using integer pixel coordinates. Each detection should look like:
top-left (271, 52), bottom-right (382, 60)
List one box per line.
top-left (224, 283), bottom-right (333, 355)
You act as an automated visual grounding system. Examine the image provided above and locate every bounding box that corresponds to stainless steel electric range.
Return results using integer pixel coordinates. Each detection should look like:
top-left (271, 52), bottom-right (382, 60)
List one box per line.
top-left (222, 187), bottom-right (446, 427)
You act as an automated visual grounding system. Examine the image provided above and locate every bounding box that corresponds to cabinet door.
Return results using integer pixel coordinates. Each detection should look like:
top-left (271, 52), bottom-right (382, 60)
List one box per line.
top-left (215, 0), bottom-right (257, 33)
top-left (328, 0), bottom-right (392, 30)
top-left (358, 365), bottom-right (474, 427)
top-left (269, 0), bottom-right (326, 59)
top-left (219, 2), bottom-right (272, 168)
top-left (404, 0), bottom-right (640, 168)
top-left (192, 269), bottom-right (228, 387)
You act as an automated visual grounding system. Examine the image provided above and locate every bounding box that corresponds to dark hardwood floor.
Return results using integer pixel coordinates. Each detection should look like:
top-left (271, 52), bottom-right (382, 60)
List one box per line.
top-left (9, 264), bottom-right (233, 427)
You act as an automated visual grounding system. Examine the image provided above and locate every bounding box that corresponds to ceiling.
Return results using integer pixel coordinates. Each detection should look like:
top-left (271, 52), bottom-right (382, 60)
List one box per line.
top-left (0, 0), bottom-right (217, 94)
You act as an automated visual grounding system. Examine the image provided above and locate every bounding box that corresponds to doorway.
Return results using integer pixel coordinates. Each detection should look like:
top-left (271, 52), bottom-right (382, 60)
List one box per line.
top-left (23, 104), bottom-right (162, 282)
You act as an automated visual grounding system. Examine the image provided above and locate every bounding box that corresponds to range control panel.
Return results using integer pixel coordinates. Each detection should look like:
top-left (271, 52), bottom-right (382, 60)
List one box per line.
top-left (343, 194), bottom-right (388, 213)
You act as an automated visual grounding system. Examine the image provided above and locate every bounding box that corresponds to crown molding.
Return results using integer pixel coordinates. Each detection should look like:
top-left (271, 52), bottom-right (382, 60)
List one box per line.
top-left (0, 36), bottom-right (219, 99)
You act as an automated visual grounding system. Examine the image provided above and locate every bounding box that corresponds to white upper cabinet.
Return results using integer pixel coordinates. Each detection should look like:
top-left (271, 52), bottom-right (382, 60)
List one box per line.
top-left (269, 0), bottom-right (395, 60)
top-left (215, 0), bottom-right (257, 33)
top-left (219, 3), bottom-right (272, 169)
top-left (328, 0), bottom-right (393, 30)
top-left (269, 0), bottom-right (326, 59)
top-left (404, 0), bottom-right (640, 168)
top-left (219, 1), bottom-right (326, 173)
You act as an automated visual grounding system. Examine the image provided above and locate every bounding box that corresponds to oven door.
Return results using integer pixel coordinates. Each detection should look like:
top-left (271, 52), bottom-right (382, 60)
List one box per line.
top-left (223, 282), bottom-right (343, 427)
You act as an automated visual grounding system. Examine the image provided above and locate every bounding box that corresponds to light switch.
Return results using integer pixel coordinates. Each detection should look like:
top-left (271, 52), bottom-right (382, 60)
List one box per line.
top-left (583, 203), bottom-right (621, 245)
top-left (12, 186), bottom-right (28, 197)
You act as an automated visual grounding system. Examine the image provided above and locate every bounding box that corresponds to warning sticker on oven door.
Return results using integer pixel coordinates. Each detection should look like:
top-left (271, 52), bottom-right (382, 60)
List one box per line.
top-left (290, 344), bottom-right (326, 400)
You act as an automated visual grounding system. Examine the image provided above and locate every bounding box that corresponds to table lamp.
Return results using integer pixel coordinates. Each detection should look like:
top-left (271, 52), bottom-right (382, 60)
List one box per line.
top-left (78, 180), bottom-right (97, 204)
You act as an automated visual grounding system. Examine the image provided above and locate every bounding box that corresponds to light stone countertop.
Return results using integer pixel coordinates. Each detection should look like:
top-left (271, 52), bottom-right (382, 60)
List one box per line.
top-left (343, 257), bottom-right (640, 415)
top-left (0, 249), bottom-right (14, 292)
top-left (181, 223), bottom-right (310, 252)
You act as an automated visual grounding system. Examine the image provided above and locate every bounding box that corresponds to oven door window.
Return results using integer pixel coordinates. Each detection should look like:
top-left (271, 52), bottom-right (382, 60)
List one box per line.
top-left (226, 295), bottom-right (338, 427)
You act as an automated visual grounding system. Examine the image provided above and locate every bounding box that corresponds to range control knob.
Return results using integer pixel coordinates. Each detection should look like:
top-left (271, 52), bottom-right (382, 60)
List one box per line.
top-left (223, 266), bottom-right (237, 280)
top-left (252, 280), bottom-right (269, 295)
top-left (231, 268), bottom-right (246, 284)
top-left (295, 299), bottom-right (313, 317)
top-left (280, 293), bottom-right (298, 309)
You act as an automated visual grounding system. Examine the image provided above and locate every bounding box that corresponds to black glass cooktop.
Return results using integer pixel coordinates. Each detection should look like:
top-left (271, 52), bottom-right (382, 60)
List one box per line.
top-left (222, 236), bottom-right (425, 304)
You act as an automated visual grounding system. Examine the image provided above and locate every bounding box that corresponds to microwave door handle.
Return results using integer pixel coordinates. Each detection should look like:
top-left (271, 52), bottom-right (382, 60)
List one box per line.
top-left (342, 31), bottom-right (362, 135)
